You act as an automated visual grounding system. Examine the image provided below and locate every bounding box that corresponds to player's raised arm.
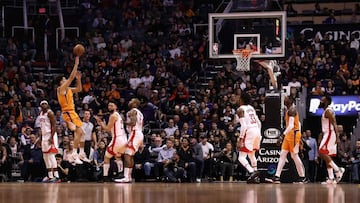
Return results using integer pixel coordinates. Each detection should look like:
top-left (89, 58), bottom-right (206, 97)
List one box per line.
top-left (257, 60), bottom-right (278, 90)
top-left (71, 71), bottom-right (82, 93)
top-left (59, 56), bottom-right (80, 91)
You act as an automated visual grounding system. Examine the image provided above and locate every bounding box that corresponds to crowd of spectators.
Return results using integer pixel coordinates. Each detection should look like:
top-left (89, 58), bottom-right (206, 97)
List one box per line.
top-left (0, 0), bottom-right (359, 183)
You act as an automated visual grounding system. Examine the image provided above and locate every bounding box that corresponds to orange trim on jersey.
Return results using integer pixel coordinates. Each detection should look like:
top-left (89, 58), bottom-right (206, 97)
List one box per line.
top-left (126, 130), bottom-right (136, 152)
top-left (240, 131), bottom-right (251, 152)
top-left (319, 120), bottom-right (332, 155)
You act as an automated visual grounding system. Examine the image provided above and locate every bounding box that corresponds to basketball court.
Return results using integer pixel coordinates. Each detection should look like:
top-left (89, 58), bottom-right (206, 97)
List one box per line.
top-left (0, 182), bottom-right (358, 203)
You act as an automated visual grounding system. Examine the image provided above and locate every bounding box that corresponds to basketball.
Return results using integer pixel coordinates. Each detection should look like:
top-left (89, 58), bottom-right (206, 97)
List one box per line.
top-left (73, 44), bottom-right (85, 56)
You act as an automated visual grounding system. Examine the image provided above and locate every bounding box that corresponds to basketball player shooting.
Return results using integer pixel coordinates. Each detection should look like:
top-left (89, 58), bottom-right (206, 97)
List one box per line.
top-left (55, 56), bottom-right (84, 164)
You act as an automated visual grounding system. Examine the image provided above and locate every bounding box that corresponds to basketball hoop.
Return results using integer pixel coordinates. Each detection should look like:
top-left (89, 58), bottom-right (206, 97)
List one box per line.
top-left (233, 49), bottom-right (254, 72)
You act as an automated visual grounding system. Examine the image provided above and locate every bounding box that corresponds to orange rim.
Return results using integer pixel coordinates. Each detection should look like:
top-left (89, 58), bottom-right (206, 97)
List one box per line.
top-left (233, 49), bottom-right (253, 57)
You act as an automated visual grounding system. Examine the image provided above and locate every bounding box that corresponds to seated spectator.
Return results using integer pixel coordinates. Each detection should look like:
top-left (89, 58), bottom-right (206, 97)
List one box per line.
top-left (177, 138), bottom-right (196, 182)
top-left (311, 81), bottom-right (325, 96)
top-left (180, 122), bottom-right (192, 137)
top-left (189, 136), bottom-right (204, 182)
top-left (56, 154), bottom-right (71, 182)
top-left (163, 151), bottom-right (186, 182)
top-left (314, 2), bottom-right (322, 14)
top-left (63, 140), bottom-right (82, 166)
top-left (164, 119), bottom-right (178, 138)
top-left (324, 80), bottom-right (336, 95)
top-left (323, 10), bottom-right (336, 24)
top-left (168, 81), bottom-right (190, 105)
top-left (0, 136), bottom-right (8, 179)
top-left (133, 144), bottom-right (151, 182)
top-left (351, 139), bottom-right (360, 183)
top-left (106, 84), bottom-right (121, 101)
top-left (21, 101), bottom-right (37, 128)
top-left (337, 127), bottom-right (352, 168)
top-left (218, 142), bottom-right (237, 182)
top-left (146, 136), bottom-right (164, 180)
top-left (192, 122), bottom-right (208, 140)
top-left (93, 140), bottom-right (106, 181)
top-left (21, 134), bottom-right (45, 182)
top-left (19, 127), bottom-right (32, 147)
top-left (288, 77), bottom-right (302, 90)
top-left (153, 139), bottom-right (176, 182)
top-left (199, 135), bottom-right (215, 181)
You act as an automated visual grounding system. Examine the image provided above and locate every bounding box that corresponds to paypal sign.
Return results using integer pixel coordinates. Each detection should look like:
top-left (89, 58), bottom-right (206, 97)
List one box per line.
top-left (308, 96), bottom-right (360, 116)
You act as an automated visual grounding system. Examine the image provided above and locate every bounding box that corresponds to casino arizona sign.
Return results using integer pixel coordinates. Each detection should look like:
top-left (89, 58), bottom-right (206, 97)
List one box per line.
top-left (288, 24), bottom-right (360, 42)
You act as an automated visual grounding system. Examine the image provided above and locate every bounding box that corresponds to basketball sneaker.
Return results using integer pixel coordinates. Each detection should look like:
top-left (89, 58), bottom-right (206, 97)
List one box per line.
top-left (48, 177), bottom-right (61, 183)
top-left (294, 177), bottom-right (310, 184)
top-left (335, 167), bottom-right (345, 183)
top-left (265, 176), bottom-right (281, 184)
top-left (247, 171), bottom-right (260, 184)
top-left (321, 178), bottom-right (336, 185)
top-left (114, 177), bottom-right (132, 183)
top-left (98, 176), bottom-right (113, 183)
top-left (42, 177), bottom-right (50, 183)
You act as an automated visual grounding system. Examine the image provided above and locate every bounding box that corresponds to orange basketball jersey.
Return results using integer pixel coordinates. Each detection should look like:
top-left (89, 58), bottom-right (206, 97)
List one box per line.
top-left (57, 88), bottom-right (75, 112)
top-left (285, 110), bottom-right (300, 132)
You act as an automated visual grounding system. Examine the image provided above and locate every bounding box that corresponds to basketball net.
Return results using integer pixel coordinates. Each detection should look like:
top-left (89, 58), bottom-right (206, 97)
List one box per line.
top-left (233, 45), bottom-right (254, 72)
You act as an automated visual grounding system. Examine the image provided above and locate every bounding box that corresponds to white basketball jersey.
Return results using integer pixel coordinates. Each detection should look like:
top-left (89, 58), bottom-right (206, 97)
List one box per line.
top-left (239, 105), bottom-right (258, 129)
top-left (127, 108), bottom-right (144, 132)
top-left (38, 110), bottom-right (52, 135)
top-left (321, 107), bottom-right (335, 134)
top-left (112, 112), bottom-right (126, 139)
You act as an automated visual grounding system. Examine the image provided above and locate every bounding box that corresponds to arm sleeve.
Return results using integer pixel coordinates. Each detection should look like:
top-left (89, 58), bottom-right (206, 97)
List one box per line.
top-left (282, 116), bottom-right (295, 135)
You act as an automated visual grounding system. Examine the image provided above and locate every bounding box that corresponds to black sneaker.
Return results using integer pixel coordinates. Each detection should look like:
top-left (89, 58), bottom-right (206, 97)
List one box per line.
top-left (98, 176), bottom-right (112, 183)
top-left (265, 176), bottom-right (280, 184)
top-left (247, 171), bottom-right (260, 184)
top-left (294, 177), bottom-right (310, 184)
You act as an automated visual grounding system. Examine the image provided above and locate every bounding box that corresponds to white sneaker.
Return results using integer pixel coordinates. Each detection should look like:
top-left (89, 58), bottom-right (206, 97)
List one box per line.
top-left (335, 167), bottom-right (345, 183)
top-left (114, 177), bottom-right (132, 183)
top-left (42, 177), bottom-right (50, 183)
top-left (196, 178), bottom-right (201, 183)
top-left (321, 178), bottom-right (336, 185)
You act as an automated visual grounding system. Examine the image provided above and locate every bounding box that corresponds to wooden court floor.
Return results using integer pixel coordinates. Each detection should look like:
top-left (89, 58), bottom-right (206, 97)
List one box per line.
top-left (0, 182), bottom-right (359, 203)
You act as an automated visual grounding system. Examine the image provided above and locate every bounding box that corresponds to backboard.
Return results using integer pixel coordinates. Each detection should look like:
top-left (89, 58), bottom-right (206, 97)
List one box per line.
top-left (208, 11), bottom-right (286, 59)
